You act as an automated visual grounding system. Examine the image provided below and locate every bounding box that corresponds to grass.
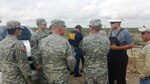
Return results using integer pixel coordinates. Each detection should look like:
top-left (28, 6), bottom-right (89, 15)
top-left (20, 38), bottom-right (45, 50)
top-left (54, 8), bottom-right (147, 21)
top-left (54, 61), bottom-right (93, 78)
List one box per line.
top-left (30, 27), bottom-right (142, 45)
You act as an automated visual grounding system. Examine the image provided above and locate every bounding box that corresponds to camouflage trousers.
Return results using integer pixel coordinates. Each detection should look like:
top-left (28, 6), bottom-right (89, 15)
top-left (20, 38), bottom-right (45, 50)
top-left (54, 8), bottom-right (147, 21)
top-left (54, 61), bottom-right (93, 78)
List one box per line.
top-left (84, 72), bottom-right (108, 84)
top-left (47, 80), bottom-right (68, 84)
top-left (38, 70), bottom-right (48, 84)
top-left (44, 72), bottom-right (69, 84)
top-left (2, 79), bottom-right (27, 84)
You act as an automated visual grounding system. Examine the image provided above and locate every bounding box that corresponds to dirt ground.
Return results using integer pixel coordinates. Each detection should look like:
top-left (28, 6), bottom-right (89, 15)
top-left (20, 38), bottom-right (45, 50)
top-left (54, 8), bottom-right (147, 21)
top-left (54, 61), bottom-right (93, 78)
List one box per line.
top-left (69, 48), bottom-right (142, 84)
top-left (0, 48), bottom-right (141, 84)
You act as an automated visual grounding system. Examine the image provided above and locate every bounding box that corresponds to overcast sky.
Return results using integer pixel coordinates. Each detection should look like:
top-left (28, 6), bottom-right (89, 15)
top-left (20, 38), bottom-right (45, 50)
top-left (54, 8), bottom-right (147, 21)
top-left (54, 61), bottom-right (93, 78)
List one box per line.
top-left (0, 0), bottom-right (150, 28)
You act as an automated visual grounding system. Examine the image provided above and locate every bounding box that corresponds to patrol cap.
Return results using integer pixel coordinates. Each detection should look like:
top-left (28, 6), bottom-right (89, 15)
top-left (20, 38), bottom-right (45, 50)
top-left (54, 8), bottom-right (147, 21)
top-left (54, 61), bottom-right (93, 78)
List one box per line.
top-left (50, 19), bottom-right (66, 28)
top-left (36, 18), bottom-right (47, 25)
top-left (138, 25), bottom-right (150, 32)
top-left (75, 25), bottom-right (82, 29)
top-left (6, 20), bottom-right (22, 29)
top-left (89, 19), bottom-right (102, 27)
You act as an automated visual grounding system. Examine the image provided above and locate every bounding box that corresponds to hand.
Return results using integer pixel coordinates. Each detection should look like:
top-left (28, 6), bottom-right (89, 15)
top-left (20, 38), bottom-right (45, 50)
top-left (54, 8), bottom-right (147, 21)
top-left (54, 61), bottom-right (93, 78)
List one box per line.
top-left (110, 45), bottom-right (120, 50)
top-left (139, 74), bottom-right (145, 80)
top-left (35, 64), bottom-right (41, 71)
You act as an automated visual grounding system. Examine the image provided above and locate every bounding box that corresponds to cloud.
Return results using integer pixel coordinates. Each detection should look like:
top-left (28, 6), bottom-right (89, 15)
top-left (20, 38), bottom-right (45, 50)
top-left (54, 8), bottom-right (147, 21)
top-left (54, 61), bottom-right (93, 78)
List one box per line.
top-left (0, 0), bottom-right (150, 27)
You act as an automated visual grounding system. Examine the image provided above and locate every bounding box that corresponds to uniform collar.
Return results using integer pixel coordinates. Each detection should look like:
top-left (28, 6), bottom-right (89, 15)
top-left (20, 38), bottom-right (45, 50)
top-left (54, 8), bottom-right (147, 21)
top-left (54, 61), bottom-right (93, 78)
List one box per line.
top-left (37, 29), bottom-right (47, 33)
top-left (7, 35), bottom-right (18, 40)
top-left (52, 32), bottom-right (61, 37)
top-left (89, 32), bottom-right (99, 36)
top-left (8, 35), bottom-right (17, 38)
top-left (147, 40), bottom-right (150, 45)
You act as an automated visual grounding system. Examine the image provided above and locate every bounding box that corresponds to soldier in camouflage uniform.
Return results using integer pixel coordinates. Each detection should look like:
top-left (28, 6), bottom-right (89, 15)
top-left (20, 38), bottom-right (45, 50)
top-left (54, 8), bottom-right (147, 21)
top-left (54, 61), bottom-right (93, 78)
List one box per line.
top-left (38, 19), bottom-right (76, 84)
top-left (30, 18), bottom-right (49, 65)
top-left (0, 20), bottom-right (32, 84)
top-left (29, 18), bottom-right (49, 84)
top-left (82, 19), bottom-right (110, 84)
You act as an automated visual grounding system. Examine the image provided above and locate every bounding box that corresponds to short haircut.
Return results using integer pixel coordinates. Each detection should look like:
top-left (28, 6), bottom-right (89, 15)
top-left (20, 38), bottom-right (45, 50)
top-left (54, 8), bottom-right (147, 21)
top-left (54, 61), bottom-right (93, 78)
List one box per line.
top-left (7, 28), bottom-right (20, 35)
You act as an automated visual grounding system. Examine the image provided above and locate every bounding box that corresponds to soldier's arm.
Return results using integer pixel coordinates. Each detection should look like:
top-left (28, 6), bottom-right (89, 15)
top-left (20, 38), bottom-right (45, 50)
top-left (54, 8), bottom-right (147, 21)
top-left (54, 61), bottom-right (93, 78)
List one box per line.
top-left (15, 42), bottom-right (32, 81)
top-left (35, 40), bottom-right (43, 70)
top-left (99, 42), bottom-right (110, 76)
top-left (29, 35), bottom-right (40, 64)
top-left (66, 41), bottom-right (76, 72)
top-left (29, 35), bottom-right (36, 47)
top-left (79, 41), bottom-right (85, 56)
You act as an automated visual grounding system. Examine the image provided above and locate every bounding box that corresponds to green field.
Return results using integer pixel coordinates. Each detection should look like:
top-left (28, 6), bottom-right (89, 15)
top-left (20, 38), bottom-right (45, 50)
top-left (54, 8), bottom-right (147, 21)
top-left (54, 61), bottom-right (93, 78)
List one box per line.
top-left (31, 27), bottom-right (142, 45)
top-left (31, 27), bottom-right (140, 37)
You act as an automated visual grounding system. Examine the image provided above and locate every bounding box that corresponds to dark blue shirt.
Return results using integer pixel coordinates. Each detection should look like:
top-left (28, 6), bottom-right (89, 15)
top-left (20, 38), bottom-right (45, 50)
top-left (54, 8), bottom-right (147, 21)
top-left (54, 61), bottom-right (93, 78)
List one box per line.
top-left (68, 30), bottom-right (83, 47)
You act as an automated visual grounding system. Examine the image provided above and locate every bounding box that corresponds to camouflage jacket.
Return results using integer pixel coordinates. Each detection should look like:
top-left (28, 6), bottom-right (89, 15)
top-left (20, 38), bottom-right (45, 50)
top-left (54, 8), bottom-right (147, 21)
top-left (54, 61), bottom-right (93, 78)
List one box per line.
top-left (30, 30), bottom-right (50, 64)
top-left (82, 33), bottom-right (110, 75)
top-left (0, 35), bottom-right (31, 84)
top-left (38, 33), bottom-right (76, 82)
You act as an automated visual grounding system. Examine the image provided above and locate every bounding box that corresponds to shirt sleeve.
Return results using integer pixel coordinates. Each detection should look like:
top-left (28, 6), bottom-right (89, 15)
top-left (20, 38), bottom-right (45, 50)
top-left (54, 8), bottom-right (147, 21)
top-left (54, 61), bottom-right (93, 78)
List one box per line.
top-left (15, 42), bottom-right (32, 81)
top-left (29, 34), bottom-right (37, 47)
top-left (66, 41), bottom-right (76, 72)
top-left (29, 34), bottom-right (40, 64)
top-left (123, 29), bottom-right (134, 44)
top-left (141, 46), bottom-right (150, 77)
top-left (76, 32), bottom-right (83, 42)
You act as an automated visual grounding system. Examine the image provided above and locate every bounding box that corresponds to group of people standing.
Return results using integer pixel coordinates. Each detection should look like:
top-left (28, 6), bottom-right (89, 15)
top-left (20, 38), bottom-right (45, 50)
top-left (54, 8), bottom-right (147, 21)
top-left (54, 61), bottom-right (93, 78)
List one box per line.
top-left (68, 19), bottom-right (134, 84)
top-left (0, 17), bottom-right (150, 84)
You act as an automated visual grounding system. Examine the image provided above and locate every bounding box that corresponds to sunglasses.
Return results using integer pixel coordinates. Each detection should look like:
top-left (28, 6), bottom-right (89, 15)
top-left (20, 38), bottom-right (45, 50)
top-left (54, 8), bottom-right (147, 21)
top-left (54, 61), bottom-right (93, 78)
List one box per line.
top-left (89, 25), bottom-right (92, 28)
top-left (110, 22), bottom-right (118, 24)
top-left (141, 32), bottom-right (146, 35)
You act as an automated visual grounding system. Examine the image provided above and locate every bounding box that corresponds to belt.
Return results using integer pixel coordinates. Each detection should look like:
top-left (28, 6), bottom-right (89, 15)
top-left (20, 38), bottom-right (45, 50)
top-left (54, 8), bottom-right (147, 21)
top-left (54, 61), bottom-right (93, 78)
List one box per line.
top-left (143, 76), bottom-right (150, 80)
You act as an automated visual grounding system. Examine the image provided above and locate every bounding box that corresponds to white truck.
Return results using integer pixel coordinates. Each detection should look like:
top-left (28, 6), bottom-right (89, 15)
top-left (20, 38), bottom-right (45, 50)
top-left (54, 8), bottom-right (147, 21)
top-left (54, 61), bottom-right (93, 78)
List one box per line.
top-left (0, 26), bottom-right (38, 83)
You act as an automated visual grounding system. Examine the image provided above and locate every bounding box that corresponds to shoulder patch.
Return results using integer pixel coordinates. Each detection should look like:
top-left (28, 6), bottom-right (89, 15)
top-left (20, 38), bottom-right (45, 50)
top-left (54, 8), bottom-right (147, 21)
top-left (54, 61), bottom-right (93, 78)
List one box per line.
top-left (21, 46), bottom-right (27, 53)
top-left (17, 42), bottom-right (27, 53)
top-left (68, 33), bottom-right (75, 40)
top-left (31, 36), bottom-right (36, 42)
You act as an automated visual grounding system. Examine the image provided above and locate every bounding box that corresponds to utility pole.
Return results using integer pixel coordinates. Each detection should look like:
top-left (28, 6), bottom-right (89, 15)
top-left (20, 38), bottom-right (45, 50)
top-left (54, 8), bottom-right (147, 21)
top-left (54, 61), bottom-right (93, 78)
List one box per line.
top-left (0, 18), bottom-right (2, 23)
top-left (0, 0), bottom-right (2, 23)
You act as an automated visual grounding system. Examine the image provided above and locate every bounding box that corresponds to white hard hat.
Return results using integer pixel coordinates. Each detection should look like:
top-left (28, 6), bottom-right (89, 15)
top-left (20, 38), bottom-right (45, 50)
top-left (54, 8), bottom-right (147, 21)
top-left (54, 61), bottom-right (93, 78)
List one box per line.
top-left (109, 16), bottom-right (123, 22)
top-left (109, 19), bottom-right (122, 23)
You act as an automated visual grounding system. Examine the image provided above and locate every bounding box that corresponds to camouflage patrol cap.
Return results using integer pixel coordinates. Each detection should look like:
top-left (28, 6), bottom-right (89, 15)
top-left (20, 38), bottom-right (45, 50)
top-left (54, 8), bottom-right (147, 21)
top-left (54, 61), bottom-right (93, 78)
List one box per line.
top-left (36, 18), bottom-right (47, 25)
top-left (51, 19), bottom-right (66, 28)
top-left (6, 20), bottom-right (22, 29)
top-left (89, 19), bottom-right (102, 27)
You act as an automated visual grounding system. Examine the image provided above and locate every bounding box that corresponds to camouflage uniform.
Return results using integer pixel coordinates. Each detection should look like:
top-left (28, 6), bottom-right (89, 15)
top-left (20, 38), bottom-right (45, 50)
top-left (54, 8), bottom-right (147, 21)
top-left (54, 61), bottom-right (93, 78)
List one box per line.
top-left (30, 30), bottom-right (49, 64)
top-left (29, 18), bottom-right (49, 84)
top-left (82, 19), bottom-right (110, 84)
top-left (0, 21), bottom-right (31, 84)
top-left (99, 30), bottom-right (110, 45)
top-left (38, 19), bottom-right (75, 84)
top-left (30, 18), bottom-right (49, 64)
